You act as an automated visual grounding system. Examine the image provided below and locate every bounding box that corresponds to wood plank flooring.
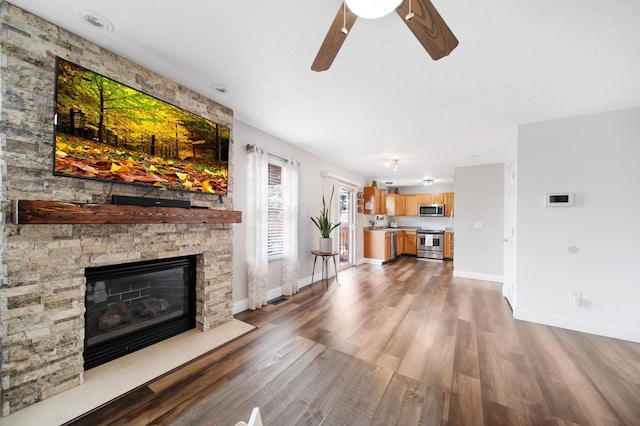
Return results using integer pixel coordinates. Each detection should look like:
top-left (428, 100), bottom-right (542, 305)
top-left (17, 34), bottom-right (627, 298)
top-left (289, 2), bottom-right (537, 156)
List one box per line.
top-left (68, 257), bottom-right (640, 425)
top-left (171, 336), bottom-right (443, 425)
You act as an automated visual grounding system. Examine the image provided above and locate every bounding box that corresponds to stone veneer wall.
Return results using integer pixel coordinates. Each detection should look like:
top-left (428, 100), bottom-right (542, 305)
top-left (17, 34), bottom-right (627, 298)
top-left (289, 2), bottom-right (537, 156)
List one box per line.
top-left (0, 3), bottom-right (236, 416)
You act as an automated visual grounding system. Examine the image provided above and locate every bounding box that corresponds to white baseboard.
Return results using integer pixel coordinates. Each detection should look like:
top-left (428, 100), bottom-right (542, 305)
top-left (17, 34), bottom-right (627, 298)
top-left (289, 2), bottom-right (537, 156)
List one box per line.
top-left (514, 309), bottom-right (640, 343)
top-left (231, 276), bottom-right (315, 315)
top-left (361, 258), bottom-right (384, 265)
top-left (453, 270), bottom-right (503, 283)
top-left (232, 299), bottom-right (249, 315)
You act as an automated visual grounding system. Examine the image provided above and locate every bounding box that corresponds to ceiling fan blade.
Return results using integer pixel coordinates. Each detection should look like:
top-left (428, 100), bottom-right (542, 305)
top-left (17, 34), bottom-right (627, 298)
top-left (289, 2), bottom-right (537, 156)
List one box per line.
top-left (311, 4), bottom-right (357, 72)
top-left (396, 0), bottom-right (458, 60)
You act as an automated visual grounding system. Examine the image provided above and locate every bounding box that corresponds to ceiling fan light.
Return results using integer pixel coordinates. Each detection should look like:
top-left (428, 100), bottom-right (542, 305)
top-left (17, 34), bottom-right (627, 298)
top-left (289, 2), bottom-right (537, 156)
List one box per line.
top-left (345, 0), bottom-right (403, 19)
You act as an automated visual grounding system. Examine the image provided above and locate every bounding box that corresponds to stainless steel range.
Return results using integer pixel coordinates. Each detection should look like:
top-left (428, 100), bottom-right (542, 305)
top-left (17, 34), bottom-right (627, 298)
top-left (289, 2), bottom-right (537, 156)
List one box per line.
top-left (417, 229), bottom-right (444, 260)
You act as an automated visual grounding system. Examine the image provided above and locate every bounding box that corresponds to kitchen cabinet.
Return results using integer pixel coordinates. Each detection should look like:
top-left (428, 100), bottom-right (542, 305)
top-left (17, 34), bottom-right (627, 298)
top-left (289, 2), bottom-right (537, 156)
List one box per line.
top-left (416, 193), bottom-right (454, 217)
top-left (431, 193), bottom-right (445, 204)
top-left (444, 231), bottom-right (454, 259)
top-left (418, 193), bottom-right (445, 204)
top-left (386, 194), bottom-right (417, 217)
top-left (364, 187), bottom-right (386, 215)
top-left (396, 231), bottom-right (406, 255)
top-left (404, 231), bottom-right (417, 255)
top-left (384, 232), bottom-right (391, 261)
top-left (404, 195), bottom-right (418, 216)
top-left (386, 194), bottom-right (405, 216)
top-left (366, 229), bottom-right (417, 259)
top-left (364, 230), bottom-right (391, 261)
top-left (392, 230), bottom-right (417, 255)
top-left (444, 192), bottom-right (454, 217)
top-left (417, 193), bottom-right (431, 204)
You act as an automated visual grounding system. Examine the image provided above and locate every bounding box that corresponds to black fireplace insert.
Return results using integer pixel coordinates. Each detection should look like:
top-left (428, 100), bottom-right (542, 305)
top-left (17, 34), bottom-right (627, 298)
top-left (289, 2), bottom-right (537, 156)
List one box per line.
top-left (84, 256), bottom-right (196, 370)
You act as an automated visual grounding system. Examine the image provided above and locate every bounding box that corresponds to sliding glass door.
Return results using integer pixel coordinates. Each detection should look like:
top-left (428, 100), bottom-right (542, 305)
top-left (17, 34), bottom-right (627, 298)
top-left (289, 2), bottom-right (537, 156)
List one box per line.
top-left (339, 186), bottom-right (355, 269)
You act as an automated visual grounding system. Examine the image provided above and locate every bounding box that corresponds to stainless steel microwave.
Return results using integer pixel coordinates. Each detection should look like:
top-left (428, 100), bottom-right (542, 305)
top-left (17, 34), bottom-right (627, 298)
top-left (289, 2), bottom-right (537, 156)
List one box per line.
top-left (418, 203), bottom-right (445, 217)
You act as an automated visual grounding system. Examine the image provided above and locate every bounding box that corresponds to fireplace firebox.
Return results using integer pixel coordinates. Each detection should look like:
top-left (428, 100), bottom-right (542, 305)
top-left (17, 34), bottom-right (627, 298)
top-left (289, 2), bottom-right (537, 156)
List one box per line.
top-left (84, 256), bottom-right (196, 370)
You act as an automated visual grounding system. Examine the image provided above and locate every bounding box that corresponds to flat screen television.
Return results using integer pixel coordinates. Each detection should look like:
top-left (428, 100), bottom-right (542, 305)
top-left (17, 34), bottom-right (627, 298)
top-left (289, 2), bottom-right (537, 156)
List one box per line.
top-left (53, 57), bottom-right (230, 195)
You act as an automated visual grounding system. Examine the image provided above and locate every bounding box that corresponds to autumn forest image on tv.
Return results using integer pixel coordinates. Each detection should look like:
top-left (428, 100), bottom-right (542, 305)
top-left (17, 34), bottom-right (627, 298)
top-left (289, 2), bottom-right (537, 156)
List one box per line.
top-left (54, 58), bottom-right (230, 194)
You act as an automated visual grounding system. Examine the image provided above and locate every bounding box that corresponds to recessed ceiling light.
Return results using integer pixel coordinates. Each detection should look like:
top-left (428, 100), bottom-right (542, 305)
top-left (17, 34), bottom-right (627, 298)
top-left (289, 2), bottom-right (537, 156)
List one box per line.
top-left (77, 9), bottom-right (114, 32)
top-left (210, 84), bottom-right (228, 94)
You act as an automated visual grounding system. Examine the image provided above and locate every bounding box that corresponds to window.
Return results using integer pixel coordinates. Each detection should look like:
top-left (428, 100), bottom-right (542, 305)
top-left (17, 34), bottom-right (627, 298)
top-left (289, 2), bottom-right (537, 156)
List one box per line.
top-left (267, 160), bottom-right (284, 257)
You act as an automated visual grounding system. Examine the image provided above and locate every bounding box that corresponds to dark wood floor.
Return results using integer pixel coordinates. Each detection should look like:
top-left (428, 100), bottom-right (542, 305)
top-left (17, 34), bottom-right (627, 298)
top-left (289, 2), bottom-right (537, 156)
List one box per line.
top-left (69, 257), bottom-right (640, 425)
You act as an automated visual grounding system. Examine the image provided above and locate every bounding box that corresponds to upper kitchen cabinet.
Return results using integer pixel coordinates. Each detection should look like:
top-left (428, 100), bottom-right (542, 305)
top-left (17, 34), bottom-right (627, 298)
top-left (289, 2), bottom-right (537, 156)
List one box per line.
top-left (387, 193), bottom-right (451, 216)
top-left (386, 194), bottom-right (405, 216)
top-left (431, 193), bottom-right (445, 204)
top-left (417, 192), bottom-right (454, 217)
top-left (404, 194), bottom-right (418, 216)
top-left (444, 192), bottom-right (454, 217)
top-left (386, 194), bottom-right (417, 216)
top-left (364, 186), bottom-right (386, 215)
top-left (417, 193), bottom-right (443, 204)
top-left (417, 194), bottom-right (430, 204)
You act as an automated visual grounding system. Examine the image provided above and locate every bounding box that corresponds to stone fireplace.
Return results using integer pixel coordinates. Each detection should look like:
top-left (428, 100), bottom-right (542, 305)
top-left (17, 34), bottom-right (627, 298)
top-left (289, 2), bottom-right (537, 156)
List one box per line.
top-left (0, 3), bottom-right (237, 416)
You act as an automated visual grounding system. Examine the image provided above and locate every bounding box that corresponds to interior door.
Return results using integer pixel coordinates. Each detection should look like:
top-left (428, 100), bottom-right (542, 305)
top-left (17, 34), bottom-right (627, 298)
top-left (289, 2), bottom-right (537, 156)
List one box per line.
top-left (503, 159), bottom-right (517, 309)
top-left (339, 186), bottom-right (354, 269)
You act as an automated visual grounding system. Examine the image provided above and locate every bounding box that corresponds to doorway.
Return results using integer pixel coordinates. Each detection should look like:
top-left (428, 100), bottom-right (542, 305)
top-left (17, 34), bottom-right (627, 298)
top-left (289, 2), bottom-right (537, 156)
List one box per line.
top-left (338, 186), bottom-right (355, 269)
top-left (503, 159), bottom-right (517, 309)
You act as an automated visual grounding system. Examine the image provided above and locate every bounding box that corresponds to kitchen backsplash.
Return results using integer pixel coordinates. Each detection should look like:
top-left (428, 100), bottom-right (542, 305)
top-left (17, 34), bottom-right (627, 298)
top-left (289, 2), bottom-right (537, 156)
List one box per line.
top-left (364, 214), bottom-right (453, 230)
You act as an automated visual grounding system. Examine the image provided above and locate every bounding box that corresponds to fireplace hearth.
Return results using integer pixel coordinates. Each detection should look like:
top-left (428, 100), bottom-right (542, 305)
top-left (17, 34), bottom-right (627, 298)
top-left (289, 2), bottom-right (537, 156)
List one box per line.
top-left (84, 256), bottom-right (196, 369)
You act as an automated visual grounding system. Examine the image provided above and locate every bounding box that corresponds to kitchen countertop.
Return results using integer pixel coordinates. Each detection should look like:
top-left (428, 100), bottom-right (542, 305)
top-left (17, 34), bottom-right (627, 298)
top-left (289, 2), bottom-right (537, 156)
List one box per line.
top-left (364, 227), bottom-right (454, 233)
top-left (364, 226), bottom-right (418, 232)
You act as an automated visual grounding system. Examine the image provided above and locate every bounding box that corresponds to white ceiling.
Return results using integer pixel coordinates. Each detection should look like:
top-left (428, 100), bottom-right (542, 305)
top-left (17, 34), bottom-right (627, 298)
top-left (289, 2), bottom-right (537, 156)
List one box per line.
top-left (10, 0), bottom-right (640, 186)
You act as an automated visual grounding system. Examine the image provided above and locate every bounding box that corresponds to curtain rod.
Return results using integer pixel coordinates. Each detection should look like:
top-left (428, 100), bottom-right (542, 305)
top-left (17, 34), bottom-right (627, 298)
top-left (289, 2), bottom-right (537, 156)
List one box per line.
top-left (246, 144), bottom-right (299, 166)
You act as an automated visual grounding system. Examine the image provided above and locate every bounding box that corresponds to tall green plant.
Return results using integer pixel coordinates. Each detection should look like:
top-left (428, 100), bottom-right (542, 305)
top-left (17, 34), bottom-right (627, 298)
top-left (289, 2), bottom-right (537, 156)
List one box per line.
top-left (311, 186), bottom-right (340, 238)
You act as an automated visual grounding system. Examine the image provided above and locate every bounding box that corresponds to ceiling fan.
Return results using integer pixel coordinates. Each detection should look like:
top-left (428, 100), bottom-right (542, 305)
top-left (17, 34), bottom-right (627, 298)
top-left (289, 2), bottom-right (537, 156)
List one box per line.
top-left (311, 0), bottom-right (458, 72)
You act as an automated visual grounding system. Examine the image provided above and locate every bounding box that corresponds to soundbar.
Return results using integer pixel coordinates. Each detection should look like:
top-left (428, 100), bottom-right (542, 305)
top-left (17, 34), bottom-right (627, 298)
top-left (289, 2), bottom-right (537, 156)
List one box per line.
top-left (111, 195), bottom-right (191, 209)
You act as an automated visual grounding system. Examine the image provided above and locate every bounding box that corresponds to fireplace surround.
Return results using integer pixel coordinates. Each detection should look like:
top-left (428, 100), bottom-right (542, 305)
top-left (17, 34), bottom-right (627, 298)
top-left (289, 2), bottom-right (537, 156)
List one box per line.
top-left (0, 2), bottom-right (238, 416)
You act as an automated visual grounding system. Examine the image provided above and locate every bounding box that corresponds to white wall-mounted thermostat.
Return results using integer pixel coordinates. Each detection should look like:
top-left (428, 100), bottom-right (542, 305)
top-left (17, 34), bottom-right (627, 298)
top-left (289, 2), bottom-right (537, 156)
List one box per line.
top-left (545, 193), bottom-right (575, 207)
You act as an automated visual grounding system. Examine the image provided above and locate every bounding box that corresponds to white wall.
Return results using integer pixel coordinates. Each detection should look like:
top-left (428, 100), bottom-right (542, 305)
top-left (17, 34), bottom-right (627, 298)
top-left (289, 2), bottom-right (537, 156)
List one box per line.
top-left (453, 163), bottom-right (505, 281)
top-left (515, 107), bottom-right (640, 342)
top-left (231, 120), bottom-right (366, 312)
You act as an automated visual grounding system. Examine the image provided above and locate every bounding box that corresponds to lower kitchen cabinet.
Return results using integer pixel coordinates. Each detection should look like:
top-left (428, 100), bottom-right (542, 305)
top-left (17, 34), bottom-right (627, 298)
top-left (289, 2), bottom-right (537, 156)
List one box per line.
top-left (397, 231), bottom-right (406, 255)
top-left (364, 231), bottom-right (391, 262)
top-left (393, 230), bottom-right (417, 256)
top-left (365, 230), bottom-right (418, 261)
top-left (444, 231), bottom-right (454, 259)
top-left (404, 231), bottom-right (417, 255)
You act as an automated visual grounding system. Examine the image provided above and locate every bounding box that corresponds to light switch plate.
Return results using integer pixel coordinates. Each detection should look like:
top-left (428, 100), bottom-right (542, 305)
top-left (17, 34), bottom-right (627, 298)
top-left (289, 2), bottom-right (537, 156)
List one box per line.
top-left (473, 221), bottom-right (483, 229)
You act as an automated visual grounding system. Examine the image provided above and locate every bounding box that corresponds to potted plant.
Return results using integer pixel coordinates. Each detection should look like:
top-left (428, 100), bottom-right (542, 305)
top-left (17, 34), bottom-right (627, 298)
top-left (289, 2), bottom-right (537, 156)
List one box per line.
top-left (311, 186), bottom-right (341, 252)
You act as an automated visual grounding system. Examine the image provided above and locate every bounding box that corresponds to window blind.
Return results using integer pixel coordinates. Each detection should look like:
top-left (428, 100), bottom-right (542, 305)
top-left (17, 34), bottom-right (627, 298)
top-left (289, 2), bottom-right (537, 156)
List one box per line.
top-left (267, 161), bottom-right (284, 256)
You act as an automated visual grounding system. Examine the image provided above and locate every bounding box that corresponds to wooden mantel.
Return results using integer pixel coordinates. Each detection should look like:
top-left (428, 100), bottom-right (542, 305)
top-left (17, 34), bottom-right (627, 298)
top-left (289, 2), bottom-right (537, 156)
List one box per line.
top-left (11, 200), bottom-right (242, 225)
